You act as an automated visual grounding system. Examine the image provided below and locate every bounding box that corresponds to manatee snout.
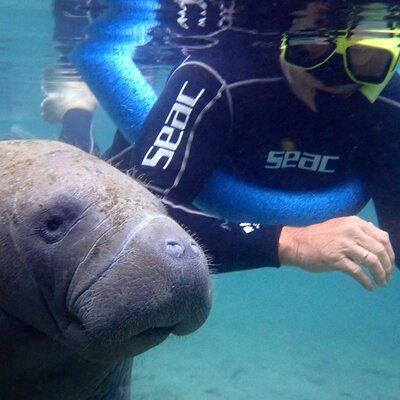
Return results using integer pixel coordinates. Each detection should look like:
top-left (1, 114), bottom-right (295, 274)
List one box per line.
top-left (69, 213), bottom-right (212, 357)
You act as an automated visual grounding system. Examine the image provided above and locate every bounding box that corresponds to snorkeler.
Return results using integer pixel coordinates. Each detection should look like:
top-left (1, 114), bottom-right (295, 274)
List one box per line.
top-left (46, 0), bottom-right (399, 290)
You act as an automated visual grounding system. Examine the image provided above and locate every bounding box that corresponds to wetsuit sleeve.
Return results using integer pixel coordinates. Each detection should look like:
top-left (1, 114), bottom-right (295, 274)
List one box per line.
top-left (165, 201), bottom-right (283, 272)
top-left (133, 63), bottom-right (282, 271)
top-left (133, 63), bottom-right (229, 202)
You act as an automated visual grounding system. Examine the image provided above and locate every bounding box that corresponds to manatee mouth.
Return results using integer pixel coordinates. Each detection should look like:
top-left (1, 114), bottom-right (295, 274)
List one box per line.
top-left (122, 319), bottom-right (195, 343)
top-left (136, 325), bottom-right (177, 339)
top-left (68, 307), bottom-right (178, 344)
top-left (64, 319), bottom-right (178, 361)
top-left (65, 312), bottom-right (177, 353)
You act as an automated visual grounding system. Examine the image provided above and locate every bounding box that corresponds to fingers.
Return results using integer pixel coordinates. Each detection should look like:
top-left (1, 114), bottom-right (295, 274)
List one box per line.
top-left (361, 221), bottom-right (395, 268)
top-left (348, 245), bottom-right (387, 287)
top-left (357, 221), bottom-right (395, 284)
top-left (338, 259), bottom-right (374, 291)
top-left (356, 235), bottom-right (392, 283)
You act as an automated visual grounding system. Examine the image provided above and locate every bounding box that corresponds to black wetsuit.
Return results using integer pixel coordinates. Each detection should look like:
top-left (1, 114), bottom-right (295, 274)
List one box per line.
top-left (53, 1), bottom-right (400, 272)
top-left (123, 30), bottom-right (400, 272)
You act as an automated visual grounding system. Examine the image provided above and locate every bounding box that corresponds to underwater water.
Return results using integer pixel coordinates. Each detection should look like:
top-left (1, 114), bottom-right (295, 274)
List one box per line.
top-left (1, 0), bottom-right (399, 399)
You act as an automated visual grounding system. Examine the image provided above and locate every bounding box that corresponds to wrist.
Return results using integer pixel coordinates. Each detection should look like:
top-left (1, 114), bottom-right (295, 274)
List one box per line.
top-left (278, 226), bottom-right (301, 266)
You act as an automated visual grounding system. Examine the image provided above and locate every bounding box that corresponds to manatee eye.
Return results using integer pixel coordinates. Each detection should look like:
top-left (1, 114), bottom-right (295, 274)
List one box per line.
top-left (34, 196), bottom-right (84, 244)
top-left (38, 213), bottom-right (68, 244)
top-left (45, 216), bottom-right (63, 232)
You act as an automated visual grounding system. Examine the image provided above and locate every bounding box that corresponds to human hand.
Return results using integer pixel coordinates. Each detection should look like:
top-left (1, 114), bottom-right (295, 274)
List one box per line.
top-left (278, 216), bottom-right (395, 291)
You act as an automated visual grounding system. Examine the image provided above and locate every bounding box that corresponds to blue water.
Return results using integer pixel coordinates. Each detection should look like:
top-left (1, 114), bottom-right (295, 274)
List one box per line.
top-left (1, 1), bottom-right (399, 399)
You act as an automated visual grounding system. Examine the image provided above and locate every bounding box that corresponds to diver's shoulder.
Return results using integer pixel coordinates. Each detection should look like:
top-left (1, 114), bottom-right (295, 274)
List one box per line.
top-left (174, 57), bottom-right (284, 93)
top-left (174, 58), bottom-right (228, 86)
top-left (177, 30), bottom-right (283, 84)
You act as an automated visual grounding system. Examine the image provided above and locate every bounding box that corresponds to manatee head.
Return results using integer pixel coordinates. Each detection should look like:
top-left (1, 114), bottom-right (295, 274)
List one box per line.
top-left (0, 140), bottom-right (212, 362)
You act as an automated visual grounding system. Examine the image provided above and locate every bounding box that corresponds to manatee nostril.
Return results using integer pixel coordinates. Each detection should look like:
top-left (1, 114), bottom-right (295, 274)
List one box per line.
top-left (166, 241), bottom-right (185, 258)
top-left (190, 243), bottom-right (200, 256)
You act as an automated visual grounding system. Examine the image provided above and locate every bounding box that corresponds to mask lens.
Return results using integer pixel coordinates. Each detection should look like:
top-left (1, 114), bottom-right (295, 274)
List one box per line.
top-left (285, 37), bottom-right (335, 68)
top-left (346, 45), bottom-right (392, 84)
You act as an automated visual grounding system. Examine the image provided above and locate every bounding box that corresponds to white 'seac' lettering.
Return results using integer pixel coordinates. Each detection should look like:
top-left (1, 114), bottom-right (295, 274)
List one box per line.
top-left (265, 151), bottom-right (339, 173)
top-left (142, 81), bottom-right (205, 170)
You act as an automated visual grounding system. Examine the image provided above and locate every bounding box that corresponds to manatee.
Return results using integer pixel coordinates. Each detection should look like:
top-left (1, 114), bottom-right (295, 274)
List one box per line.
top-left (0, 140), bottom-right (212, 400)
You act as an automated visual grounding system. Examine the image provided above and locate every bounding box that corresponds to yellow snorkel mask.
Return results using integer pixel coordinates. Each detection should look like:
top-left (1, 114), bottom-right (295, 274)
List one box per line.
top-left (281, 29), bottom-right (400, 102)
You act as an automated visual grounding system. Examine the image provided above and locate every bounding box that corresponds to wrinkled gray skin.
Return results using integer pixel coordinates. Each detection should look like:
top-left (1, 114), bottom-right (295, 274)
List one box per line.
top-left (0, 140), bottom-right (212, 400)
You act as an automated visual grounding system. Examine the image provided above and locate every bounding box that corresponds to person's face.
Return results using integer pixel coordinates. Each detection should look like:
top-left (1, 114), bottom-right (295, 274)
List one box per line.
top-left (280, 2), bottom-right (358, 111)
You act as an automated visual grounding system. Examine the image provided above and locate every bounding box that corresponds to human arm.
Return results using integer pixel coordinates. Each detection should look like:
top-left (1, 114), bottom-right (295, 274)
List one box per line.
top-left (132, 62), bottom-right (394, 278)
top-left (165, 200), bottom-right (283, 272)
top-left (133, 62), bottom-right (230, 200)
top-left (130, 62), bottom-right (287, 270)
top-left (273, 96), bottom-right (399, 290)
